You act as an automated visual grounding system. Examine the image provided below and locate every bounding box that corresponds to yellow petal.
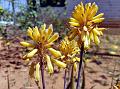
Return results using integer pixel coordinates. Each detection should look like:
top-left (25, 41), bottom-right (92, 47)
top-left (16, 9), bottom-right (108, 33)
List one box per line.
top-left (97, 28), bottom-right (106, 31)
top-left (60, 55), bottom-right (65, 60)
top-left (51, 58), bottom-right (66, 68)
top-left (90, 31), bottom-right (94, 41)
top-left (84, 38), bottom-right (90, 49)
top-left (35, 63), bottom-right (40, 81)
top-left (79, 2), bottom-right (84, 14)
top-left (99, 31), bottom-right (103, 35)
top-left (20, 42), bottom-right (34, 47)
top-left (48, 33), bottom-right (59, 43)
top-left (69, 22), bottom-right (80, 26)
top-left (94, 34), bottom-right (100, 45)
top-left (85, 3), bottom-right (91, 17)
top-left (41, 23), bottom-right (46, 31)
top-left (73, 2), bottom-right (86, 22)
top-left (69, 18), bottom-right (79, 23)
top-left (84, 32), bottom-right (90, 49)
top-left (45, 55), bottom-right (53, 74)
top-left (87, 21), bottom-right (92, 26)
top-left (75, 4), bottom-right (83, 14)
top-left (92, 28), bottom-right (100, 36)
top-left (39, 28), bottom-right (46, 42)
top-left (73, 62), bottom-right (77, 71)
top-left (75, 57), bottom-right (80, 62)
top-left (32, 26), bottom-right (40, 41)
top-left (44, 43), bottom-right (53, 48)
top-left (71, 57), bottom-right (76, 63)
top-left (27, 27), bottom-right (33, 39)
top-left (72, 48), bottom-right (80, 54)
top-left (88, 2), bottom-right (98, 19)
top-left (92, 18), bottom-right (104, 23)
top-left (27, 49), bottom-right (38, 58)
top-left (93, 13), bottom-right (104, 20)
top-left (48, 48), bottom-right (62, 58)
top-left (46, 24), bottom-right (53, 39)
top-left (81, 31), bottom-right (86, 41)
top-left (72, 12), bottom-right (83, 23)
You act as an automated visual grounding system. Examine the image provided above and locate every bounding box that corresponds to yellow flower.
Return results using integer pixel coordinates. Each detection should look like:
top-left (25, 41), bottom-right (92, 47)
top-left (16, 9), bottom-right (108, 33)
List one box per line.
top-left (68, 2), bottom-right (105, 49)
top-left (48, 48), bottom-right (62, 58)
top-left (20, 23), bottom-right (66, 79)
top-left (20, 42), bottom-right (34, 47)
top-left (58, 37), bottom-right (80, 71)
top-left (26, 24), bottom-right (59, 48)
top-left (45, 54), bottom-right (53, 74)
top-left (51, 58), bottom-right (67, 68)
top-left (35, 62), bottom-right (40, 81)
top-left (59, 37), bottom-right (79, 56)
top-left (26, 49), bottom-right (38, 58)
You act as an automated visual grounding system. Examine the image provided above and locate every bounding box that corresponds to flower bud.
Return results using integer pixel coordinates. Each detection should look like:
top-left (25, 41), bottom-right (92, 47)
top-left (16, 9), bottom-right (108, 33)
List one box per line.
top-left (94, 35), bottom-right (100, 45)
top-left (75, 57), bottom-right (80, 62)
top-left (48, 48), bottom-right (62, 58)
top-left (27, 49), bottom-right (38, 58)
top-left (48, 33), bottom-right (59, 43)
top-left (35, 63), bottom-right (40, 81)
top-left (20, 42), bottom-right (34, 47)
top-left (51, 58), bottom-right (66, 68)
top-left (90, 32), bottom-right (94, 41)
top-left (32, 27), bottom-right (40, 41)
top-left (45, 55), bottom-right (53, 74)
top-left (93, 13), bottom-right (104, 20)
top-left (73, 63), bottom-right (77, 71)
top-left (93, 28), bottom-right (100, 36)
top-left (69, 22), bottom-right (80, 26)
top-left (46, 24), bottom-right (53, 39)
top-left (92, 18), bottom-right (104, 23)
top-left (27, 27), bottom-right (33, 39)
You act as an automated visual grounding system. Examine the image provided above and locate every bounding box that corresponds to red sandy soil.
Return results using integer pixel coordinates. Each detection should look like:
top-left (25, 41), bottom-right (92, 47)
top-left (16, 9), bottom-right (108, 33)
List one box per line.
top-left (0, 28), bottom-right (120, 89)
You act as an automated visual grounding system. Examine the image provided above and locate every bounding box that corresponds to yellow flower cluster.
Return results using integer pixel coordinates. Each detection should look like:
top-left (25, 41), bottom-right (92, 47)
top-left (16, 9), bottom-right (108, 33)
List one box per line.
top-left (20, 24), bottom-right (66, 80)
top-left (20, 2), bottom-right (106, 88)
top-left (68, 2), bottom-right (105, 49)
top-left (59, 37), bottom-right (80, 71)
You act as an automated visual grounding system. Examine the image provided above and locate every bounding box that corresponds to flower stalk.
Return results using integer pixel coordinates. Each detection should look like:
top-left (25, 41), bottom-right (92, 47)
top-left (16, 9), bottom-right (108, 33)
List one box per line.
top-left (19, 2), bottom-right (105, 89)
top-left (64, 69), bottom-right (67, 89)
top-left (66, 65), bottom-right (75, 89)
top-left (20, 24), bottom-right (65, 89)
top-left (70, 65), bottom-right (75, 89)
top-left (39, 55), bottom-right (46, 89)
top-left (76, 44), bottom-right (84, 89)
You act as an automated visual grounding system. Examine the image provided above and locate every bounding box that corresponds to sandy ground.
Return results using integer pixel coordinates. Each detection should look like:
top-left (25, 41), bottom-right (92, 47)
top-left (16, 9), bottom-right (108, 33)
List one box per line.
top-left (0, 28), bottom-right (120, 89)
